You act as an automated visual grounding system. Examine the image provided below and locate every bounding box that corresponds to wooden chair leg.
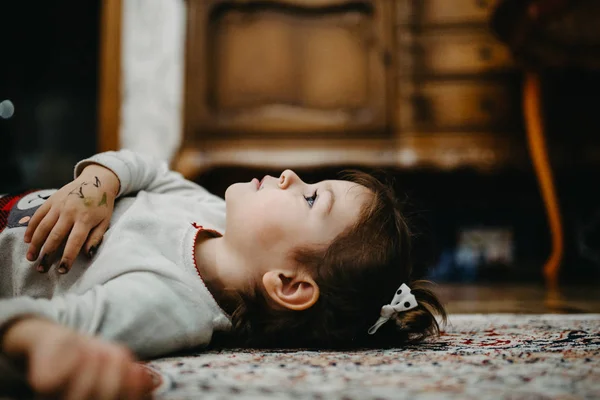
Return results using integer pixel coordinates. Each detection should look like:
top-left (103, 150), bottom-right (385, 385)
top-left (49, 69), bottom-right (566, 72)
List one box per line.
top-left (523, 72), bottom-right (564, 286)
top-left (99, 0), bottom-right (122, 153)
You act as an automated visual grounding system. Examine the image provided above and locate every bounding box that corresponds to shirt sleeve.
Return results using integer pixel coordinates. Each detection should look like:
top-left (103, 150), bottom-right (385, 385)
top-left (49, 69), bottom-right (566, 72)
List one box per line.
top-left (73, 149), bottom-right (217, 199)
top-left (0, 272), bottom-right (216, 360)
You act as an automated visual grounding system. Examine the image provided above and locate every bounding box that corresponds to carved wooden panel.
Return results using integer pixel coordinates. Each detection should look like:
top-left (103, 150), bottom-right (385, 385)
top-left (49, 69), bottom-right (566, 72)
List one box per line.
top-left (184, 0), bottom-right (391, 140)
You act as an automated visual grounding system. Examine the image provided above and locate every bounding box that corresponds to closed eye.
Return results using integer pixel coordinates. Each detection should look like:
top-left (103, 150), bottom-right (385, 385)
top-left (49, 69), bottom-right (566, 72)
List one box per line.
top-left (304, 190), bottom-right (318, 208)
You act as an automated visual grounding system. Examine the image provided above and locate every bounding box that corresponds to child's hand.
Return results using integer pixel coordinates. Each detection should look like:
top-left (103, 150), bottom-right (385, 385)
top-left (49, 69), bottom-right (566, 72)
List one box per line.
top-left (2, 318), bottom-right (154, 400)
top-left (24, 164), bottom-right (120, 273)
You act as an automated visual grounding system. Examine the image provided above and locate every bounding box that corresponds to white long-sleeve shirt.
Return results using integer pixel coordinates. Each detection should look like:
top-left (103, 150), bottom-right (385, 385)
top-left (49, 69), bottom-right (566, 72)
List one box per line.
top-left (0, 150), bottom-right (231, 385)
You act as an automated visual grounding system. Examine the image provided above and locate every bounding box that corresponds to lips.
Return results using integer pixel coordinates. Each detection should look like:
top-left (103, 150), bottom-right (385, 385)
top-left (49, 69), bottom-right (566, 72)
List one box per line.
top-left (253, 176), bottom-right (267, 190)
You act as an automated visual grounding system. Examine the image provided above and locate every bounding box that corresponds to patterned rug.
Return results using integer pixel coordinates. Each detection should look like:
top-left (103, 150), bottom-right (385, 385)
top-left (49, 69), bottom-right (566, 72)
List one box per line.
top-left (144, 314), bottom-right (600, 400)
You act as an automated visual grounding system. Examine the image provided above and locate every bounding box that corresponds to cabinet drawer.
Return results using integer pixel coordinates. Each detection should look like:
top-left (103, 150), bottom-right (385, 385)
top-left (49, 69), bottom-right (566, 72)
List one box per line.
top-left (397, 0), bottom-right (497, 26)
top-left (397, 81), bottom-right (519, 130)
top-left (398, 29), bottom-right (514, 75)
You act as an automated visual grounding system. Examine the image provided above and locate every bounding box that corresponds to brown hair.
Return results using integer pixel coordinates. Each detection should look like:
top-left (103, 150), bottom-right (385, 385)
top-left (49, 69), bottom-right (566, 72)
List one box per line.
top-left (222, 170), bottom-right (447, 349)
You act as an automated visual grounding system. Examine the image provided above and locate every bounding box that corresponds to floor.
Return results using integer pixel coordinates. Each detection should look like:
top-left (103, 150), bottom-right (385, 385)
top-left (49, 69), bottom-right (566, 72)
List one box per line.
top-left (437, 283), bottom-right (600, 314)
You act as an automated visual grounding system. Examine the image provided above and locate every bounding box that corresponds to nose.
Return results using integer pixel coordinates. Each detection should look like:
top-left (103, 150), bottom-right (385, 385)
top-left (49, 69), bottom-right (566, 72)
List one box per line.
top-left (279, 169), bottom-right (303, 189)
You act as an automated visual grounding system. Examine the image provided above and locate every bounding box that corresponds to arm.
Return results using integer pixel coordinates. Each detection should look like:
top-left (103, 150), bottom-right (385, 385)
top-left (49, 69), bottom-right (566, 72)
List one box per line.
top-left (0, 271), bottom-right (213, 396)
top-left (0, 272), bottom-right (215, 359)
top-left (74, 149), bottom-right (216, 198)
top-left (24, 149), bottom-right (222, 273)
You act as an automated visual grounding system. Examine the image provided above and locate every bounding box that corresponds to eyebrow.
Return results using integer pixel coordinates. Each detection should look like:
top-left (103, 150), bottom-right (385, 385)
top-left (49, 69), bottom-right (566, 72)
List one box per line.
top-left (325, 184), bottom-right (335, 216)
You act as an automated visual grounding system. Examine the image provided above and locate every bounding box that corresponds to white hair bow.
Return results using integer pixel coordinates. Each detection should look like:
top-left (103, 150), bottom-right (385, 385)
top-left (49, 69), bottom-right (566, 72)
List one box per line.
top-left (368, 283), bottom-right (418, 335)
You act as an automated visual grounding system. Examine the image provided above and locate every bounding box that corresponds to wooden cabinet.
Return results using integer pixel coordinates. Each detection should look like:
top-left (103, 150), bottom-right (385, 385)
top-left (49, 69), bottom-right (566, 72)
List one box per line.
top-left (398, 29), bottom-right (514, 76)
top-left (184, 0), bottom-right (390, 138)
top-left (397, 0), bottom-right (497, 26)
top-left (392, 0), bottom-right (526, 173)
top-left (174, 0), bottom-right (526, 178)
top-left (398, 80), bottom-right (519, 131)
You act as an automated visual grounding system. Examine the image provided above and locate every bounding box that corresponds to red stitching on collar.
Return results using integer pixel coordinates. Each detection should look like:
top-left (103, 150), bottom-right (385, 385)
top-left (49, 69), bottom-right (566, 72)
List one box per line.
top-left (191, 227), bottom-right (203, 279)
top-left (191, 223), bottom-right (222, 278)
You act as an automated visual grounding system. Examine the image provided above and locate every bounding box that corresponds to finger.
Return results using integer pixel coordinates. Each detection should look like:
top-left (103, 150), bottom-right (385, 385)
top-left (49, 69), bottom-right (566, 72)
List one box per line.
top-left (58, 222), bottom-right (90, 274)
top-left (64, 347), bottom-right (101, 400)
top-left (38, 217), bottom-right (72, 264)
top-left (95, 347), bottom-right (130, 400)
top-left (27, 210), bottom-right (60, 261)
top-left (23, 199), bottom-right (52, 243)
top-left (84, 222), bottom-right (108, 258)
top-left (29, 337), bottom-right (81, 397)
top-left (37, 249), bottom-right (62, 273)
top-left (124, 363), bottom-right (155, 400)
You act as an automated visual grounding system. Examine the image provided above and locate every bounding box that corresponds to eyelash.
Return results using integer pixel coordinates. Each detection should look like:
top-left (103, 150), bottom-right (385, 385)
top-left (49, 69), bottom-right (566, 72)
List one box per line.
top-left (304, 190), bottom-right (318, 208)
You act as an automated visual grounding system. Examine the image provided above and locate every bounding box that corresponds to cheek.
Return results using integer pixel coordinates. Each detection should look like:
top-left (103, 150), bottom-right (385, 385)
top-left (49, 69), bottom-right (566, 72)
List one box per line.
top-left (226, 190), bottom-right (308, 252)
top-left (253, 219), bottom-right (286, 251)
top-left (227, 190), bottom-right (278, 227)
top-left (250, 200), bottom-right (286, 235)
top-left (247, 199), bottom-right (292, 250)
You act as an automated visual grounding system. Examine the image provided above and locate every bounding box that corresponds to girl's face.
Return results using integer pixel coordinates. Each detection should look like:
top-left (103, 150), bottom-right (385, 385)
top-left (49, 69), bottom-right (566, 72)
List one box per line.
top-left (224, 170), bottom-right (372, 272)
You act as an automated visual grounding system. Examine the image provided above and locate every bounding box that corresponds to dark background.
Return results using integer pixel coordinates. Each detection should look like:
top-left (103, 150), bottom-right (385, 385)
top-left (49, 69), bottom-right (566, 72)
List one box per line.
top-left (0, 1), bottom-right (100, 191)
top-left (0, 1), bottom-right (598, 284)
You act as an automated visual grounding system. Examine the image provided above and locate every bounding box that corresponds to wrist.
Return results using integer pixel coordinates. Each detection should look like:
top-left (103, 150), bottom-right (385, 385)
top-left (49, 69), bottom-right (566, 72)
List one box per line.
top-left (80, 164), bottom-right (121, 196)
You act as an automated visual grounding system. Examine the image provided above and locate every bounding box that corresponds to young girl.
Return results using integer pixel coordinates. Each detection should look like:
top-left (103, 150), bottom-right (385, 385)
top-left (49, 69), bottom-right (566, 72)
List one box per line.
top-left (0, 150), bottom-right (446, 399)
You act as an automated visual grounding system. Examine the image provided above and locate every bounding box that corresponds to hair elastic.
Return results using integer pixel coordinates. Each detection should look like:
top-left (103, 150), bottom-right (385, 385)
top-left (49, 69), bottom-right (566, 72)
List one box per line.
top-left (368, 283), bottom-right (418, 334)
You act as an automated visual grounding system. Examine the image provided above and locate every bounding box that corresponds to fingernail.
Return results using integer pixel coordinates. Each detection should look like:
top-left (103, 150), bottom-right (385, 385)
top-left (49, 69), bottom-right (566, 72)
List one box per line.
top-left (57, 263), bottom-right (68, 274)
top-left (26, 252), bottom-right (35, 261)
top-left (38, 254), bottom-right (49, 272)
top-left (88, 245), bottom-right (97, 258)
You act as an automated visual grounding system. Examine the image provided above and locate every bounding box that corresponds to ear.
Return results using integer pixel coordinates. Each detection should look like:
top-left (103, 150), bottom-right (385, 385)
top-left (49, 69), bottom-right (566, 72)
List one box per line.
top-left (262, 270), bottom-right (319, 311)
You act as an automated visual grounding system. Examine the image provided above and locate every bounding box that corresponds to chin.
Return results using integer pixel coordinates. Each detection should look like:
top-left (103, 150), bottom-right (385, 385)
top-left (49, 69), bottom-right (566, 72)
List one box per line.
top-left (224, 182), bottom-right (239, 200)
top-left (224, 181), bottom-right (252, 203)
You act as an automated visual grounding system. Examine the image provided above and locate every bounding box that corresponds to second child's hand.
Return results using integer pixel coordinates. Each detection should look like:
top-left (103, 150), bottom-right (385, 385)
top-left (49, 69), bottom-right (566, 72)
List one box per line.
top-left (23, 164), bottom-right (120, 273)
top-left (1, 318), bottom-right (154, 400)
